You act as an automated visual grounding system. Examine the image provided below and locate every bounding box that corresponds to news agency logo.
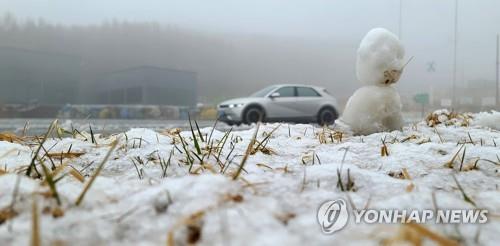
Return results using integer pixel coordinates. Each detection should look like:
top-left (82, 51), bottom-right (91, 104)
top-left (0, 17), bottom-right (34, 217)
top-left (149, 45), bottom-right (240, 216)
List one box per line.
top-left (317, 199), bottom-right (349, 234)
top-left (317, 198), bottom-right (489, 234)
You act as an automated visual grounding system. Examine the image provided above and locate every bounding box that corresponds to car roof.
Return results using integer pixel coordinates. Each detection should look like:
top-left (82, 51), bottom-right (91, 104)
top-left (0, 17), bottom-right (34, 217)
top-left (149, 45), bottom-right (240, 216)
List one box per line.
top-left (272, 84), bottom-right (323, 89)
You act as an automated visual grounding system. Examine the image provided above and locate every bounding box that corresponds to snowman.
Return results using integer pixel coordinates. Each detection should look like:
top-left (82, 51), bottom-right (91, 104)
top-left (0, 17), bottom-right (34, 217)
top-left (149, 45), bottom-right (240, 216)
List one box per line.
top-left (337, 28), bottom-right (408, 135)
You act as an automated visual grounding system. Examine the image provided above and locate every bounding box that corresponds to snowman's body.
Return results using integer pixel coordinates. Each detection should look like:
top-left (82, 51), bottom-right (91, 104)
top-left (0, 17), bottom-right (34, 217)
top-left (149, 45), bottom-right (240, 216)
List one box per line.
top-left (337, 28), bottom-right (405, 135)
top-left (341, 85), bottom-right (403, 135)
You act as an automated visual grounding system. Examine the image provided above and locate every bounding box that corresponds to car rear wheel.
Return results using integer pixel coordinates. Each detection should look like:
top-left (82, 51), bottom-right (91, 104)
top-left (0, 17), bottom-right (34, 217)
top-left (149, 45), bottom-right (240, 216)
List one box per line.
top-left (317, 108), bottom-right (338, 126)
top-left (243, 106), bottom-right (265, 124)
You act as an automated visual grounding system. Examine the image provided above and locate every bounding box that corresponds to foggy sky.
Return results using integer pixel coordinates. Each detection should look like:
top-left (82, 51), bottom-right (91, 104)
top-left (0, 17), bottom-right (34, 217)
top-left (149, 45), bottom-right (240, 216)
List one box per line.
top-left (2, 0), bottom-right (500, 98)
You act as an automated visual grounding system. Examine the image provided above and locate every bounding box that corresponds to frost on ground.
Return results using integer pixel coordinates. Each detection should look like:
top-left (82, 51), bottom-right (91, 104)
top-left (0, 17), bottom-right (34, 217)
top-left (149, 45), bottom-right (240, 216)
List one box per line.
top-left (0, 111), bottom-right (499, 246)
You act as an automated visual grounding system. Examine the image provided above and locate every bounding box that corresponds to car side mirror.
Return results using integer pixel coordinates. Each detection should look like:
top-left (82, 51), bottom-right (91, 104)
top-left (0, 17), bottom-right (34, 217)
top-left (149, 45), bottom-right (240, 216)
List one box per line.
top-left (269, 92), bottom-right (280, 99)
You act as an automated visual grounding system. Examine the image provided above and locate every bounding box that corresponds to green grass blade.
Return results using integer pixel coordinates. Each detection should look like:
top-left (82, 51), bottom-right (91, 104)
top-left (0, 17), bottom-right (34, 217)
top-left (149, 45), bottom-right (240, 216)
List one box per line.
top-left (188, 114), bottom-right (202, 155)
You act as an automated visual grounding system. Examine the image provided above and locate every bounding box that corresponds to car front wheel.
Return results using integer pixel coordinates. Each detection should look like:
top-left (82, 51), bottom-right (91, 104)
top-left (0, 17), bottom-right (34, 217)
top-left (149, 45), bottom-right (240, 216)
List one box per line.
top-left (243, 106), bottom-right (265, 124)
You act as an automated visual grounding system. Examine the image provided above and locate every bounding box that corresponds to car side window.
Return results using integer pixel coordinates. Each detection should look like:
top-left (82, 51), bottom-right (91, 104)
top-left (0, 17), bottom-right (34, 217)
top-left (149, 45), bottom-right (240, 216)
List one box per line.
top-left (297, 87), bottom-right (320, 97)
top-left (274, 86), bottom-right (295, 97)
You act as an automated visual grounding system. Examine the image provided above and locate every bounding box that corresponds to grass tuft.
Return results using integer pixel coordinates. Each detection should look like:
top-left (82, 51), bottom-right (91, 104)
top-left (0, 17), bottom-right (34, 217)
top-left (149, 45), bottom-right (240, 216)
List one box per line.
top-left (26, 119), bottom-right (58, 178)
top-left (232, 123), bottom-right (260, 180)
top-left (188, 114), bottom-right (202, 155)
top-left (445, 144), bottom-right (465, 169)
top-left (75, 139), bottom-right (118, 206)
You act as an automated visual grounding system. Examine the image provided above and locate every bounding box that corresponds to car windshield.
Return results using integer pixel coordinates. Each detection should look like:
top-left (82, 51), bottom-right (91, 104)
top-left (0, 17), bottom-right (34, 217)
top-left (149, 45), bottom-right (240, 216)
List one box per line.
top-left (250, 86), bottom-right (278, 97)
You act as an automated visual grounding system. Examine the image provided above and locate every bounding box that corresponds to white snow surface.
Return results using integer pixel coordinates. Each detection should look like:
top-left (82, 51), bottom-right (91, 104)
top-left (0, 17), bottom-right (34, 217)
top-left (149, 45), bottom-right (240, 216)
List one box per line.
top-left (473, 111), bottom-right (500, 130)
top-left (339, 85), bottom-right (403, 135)
top-left (1, 113), bottom-right (500, 245)
top-left (356, 28), bottom-right (405, 86)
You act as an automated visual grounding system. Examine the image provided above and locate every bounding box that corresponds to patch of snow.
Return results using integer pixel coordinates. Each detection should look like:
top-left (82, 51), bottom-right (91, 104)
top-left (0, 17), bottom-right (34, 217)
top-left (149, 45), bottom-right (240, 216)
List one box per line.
top-left (0, 141), bottom-right (32, 170)
top-left (0, 114), bottom-right (499, 245)
top-left (473, 111), bottom-right (500, 130)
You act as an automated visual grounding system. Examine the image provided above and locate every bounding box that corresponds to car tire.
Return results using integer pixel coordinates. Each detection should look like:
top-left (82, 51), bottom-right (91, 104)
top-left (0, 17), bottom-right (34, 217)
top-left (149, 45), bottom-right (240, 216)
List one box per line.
top-left (243, 106), bottom-right (265, 124)
top-left (317, 107), bottom-right (338, 126)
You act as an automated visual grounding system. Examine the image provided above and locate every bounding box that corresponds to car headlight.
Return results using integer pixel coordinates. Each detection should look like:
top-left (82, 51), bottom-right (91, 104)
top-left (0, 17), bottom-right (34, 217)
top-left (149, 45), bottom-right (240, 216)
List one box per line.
top-left (228, 103), bottom-right (244, 108)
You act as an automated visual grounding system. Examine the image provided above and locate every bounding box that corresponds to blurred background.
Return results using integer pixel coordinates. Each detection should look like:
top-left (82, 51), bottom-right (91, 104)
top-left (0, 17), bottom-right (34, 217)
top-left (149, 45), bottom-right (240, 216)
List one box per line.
top-left (0, 0), bottom-right (499, 121)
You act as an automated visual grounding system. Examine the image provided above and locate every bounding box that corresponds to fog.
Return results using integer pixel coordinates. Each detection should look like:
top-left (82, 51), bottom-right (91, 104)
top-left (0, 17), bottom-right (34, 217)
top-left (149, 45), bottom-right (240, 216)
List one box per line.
top-left (1, 0), bottom-right (500, 110)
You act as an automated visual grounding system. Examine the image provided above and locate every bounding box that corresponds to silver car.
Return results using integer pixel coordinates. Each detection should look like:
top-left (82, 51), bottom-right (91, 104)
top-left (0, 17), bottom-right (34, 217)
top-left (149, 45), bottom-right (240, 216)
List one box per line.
top-left (217, 84), bottom-right (339, 125)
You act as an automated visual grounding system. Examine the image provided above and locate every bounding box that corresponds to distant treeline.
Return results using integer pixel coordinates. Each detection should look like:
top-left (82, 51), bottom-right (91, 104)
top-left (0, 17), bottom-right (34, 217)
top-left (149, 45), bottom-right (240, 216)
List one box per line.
top-left (0, 13), bottom-right (356, 103)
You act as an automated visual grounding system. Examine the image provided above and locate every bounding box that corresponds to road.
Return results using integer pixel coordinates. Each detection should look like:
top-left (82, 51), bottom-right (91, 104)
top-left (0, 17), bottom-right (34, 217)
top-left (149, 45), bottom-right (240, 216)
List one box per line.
top-left (0, 112), bottom-right (422, 135)
top-left (0, 118), bottom-right (238, 135)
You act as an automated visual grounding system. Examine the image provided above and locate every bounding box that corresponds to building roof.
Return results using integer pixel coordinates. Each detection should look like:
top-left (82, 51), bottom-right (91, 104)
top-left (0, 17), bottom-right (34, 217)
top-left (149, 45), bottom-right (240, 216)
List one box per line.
top-left (103, 65), bottom-right (196, 76)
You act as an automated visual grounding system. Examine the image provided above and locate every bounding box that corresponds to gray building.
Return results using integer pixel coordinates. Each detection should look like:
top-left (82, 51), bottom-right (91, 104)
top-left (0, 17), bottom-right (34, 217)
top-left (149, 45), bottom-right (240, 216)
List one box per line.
top-left (98, 66), bottom-right (197, 106)
top-left (0, 46), bottom-right (81, 105)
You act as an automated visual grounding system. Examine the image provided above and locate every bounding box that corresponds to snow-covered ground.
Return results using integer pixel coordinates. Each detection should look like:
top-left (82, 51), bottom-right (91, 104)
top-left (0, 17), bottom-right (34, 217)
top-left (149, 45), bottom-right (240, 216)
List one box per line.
top-left (0, 110), bottom-right (499, 245)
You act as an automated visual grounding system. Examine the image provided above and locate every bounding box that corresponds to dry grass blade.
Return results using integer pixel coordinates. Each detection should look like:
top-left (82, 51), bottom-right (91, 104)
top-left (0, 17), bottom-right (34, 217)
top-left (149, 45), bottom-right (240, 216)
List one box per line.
top-left (0, 175), bottom-right (21, 225)
top-left (0, 207), bottom-right (17, 225)
top-left (22, 121), bottom-right (30, 136)
top-left (459, 146), bottom-right (466, 171)
top-left (68, 166), bottom-right (85, 182)
top-left (252, 124), bottom-right (281, 153)
top-left (336, 168), bottom-right (356, 192)
top-left (1, 175), bottom-right (19, 223)
top-left (207, 117), bottom-right (219, 145)
top-left (31, 197), bottom-right (40, 246)
top-left (402, 168), bottom-right (415, 192)
top-left (401, 134), bottom-right (417, 143)
top-left (26, 119), bottom-right (58, 177)
top-left (232, 123), bottom-right (260, 180)
top-left (434, 127), bottom-right (444, 143)
top-left (167, 210), bottom-right (205, 246)
top-left (405, 223), bottom-right (460, 246)
top-left (401, 168), bottom-right (412, 180)
top-left (177, 133), bottom-right (194, 172)
top-left (216, 128), bottom-right (232, 160)
top-left (256, 163), bottom-right (273, 171)
top-left (445, 144), bottom-right (465, 169)
top-left (75, 139), bottom-right (118, 206)
top-left (336, 168), bottom-right (344, 191)
top-left (452, 174), bottom-right (476, 207)
top-left (467, 132), bottom-right (475, 145)
top-left (381, 137), bottom-right (390, 157)
top-left (46, 152), bottom-right (85, 160)
top-left (89, 124), bottom-right (97, 144)
top-left (0, 132), bottom-right (23, 143)
top-left (51, 163), bottom-right (84, 183)
top-left (40, 161), bottom-right (61, 205)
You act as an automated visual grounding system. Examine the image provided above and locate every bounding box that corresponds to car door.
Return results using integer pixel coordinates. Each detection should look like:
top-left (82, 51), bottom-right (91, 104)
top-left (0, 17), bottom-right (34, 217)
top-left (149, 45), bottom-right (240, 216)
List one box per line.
top-left (265, 86), bottom-right (302, 119)
top-left (294, 86), bottom-right (323, 117)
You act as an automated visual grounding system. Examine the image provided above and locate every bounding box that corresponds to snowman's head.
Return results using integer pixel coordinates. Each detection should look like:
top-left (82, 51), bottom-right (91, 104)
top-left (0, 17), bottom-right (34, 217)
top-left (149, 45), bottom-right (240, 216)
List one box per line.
top-left (356, 28), bottom-right (405, 86)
